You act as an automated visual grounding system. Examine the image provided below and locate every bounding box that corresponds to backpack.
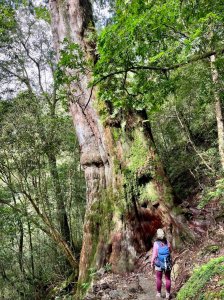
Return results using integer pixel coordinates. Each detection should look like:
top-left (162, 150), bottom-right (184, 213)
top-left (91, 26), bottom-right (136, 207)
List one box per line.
top-left (154, 241), bottom-right (172, 271)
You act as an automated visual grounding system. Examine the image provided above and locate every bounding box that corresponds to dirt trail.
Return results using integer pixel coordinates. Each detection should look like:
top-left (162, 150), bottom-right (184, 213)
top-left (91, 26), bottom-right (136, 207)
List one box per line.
top-left (84, 271), bottom-right (162, 300)
top-left (84, 254), bottom-right (172, 300)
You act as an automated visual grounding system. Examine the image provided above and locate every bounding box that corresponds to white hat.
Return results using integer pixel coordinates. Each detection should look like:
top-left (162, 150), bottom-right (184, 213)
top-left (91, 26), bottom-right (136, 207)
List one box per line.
top-left (156, 228), bottom-right (165, 239)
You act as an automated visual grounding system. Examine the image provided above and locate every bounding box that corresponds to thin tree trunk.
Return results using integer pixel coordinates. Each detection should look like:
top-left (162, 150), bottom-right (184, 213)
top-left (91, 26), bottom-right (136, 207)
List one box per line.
top-left (27, 219), bottom-right (35, 280)
top-left (210, 54), bottom-right (224, 170)
top-left (22, 190), bottom-right (78, 269)
top-left (18, 220), bottom-right (25, 276)
top-left (35, 101), bottom-right (73, 248)
top-left (47, 152), bottom-right (73, 248)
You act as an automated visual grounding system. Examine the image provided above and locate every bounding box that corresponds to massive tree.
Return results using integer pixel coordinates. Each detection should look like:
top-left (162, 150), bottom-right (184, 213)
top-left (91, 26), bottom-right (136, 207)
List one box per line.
top-left (49, 1), bottom-right (193, 295)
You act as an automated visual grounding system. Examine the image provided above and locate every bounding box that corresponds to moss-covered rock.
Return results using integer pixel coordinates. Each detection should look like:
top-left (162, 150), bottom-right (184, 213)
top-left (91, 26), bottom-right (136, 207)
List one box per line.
top-left (201, 245), bottom-right (220, 256)
top-left (176, 256), bottom-right (224, 300)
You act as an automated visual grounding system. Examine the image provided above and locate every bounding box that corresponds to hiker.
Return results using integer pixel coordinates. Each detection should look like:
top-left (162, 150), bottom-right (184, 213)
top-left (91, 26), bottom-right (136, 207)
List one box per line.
top-left (151, 228), bottom-right (172, 299)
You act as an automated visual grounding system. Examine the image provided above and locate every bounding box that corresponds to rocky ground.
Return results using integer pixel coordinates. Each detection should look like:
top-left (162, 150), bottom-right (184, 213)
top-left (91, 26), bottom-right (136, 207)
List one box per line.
top-left (84, 252), bottom-right (173, 300)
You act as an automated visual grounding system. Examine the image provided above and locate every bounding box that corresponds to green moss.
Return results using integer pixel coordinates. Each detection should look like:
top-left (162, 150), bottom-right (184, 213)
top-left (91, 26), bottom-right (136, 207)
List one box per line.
top-left (112, 127), bottom-right (121, 142)
top-left (171, 206), bottom-right (183, 215)
top-left (76, 186), bottom-right (126, 299)
top-left (201, 245), bottom-right (220, 255)
top-left (86, 190), bottom-right (116, 268)
top-left (87, 187), bottom-right (124, 237)
top-left (204, 290), bottom-right (224, 300)
top-left (176, 256), bottom-right (224, 300)
top-left (139, 181), bottom-right (160, 204)
top-left (47, 273), bottom-right (76, 299)
top-left (128, 129), bottom-right (148, 173)
top-left (113, 157), bottom-right (121, 174)
top-left (162, 183), bottom-right (173, 206)
top-left (95, 97), bottom-right (109, 124)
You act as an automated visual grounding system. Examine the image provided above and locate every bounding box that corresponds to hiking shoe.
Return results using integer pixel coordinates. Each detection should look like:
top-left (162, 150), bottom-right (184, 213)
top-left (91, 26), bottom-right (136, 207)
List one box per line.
top-left (166, 292), bottom-right (170, 299)
top-left (156, 292), bottom-right (161, 298)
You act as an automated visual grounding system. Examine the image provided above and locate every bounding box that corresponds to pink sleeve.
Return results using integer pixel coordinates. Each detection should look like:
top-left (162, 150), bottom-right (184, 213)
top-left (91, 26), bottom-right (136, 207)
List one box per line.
top-left (151, 242), bottom-right (158, 266)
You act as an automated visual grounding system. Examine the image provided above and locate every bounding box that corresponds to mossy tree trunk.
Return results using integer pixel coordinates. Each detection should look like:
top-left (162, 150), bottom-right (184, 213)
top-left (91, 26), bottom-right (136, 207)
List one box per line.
top-left (49, 0), bottom-right (194, 296)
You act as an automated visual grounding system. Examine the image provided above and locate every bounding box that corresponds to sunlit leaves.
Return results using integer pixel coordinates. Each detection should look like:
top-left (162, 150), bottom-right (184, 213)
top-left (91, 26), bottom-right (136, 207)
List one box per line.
top-left (55, 39), bottom-right (88, 86)
top-left (0, 3), bottom-right (16, 46)
top-left (34, 5), bottom-right (51, 23)
top-left (94, 0), bottom-right (224, 118)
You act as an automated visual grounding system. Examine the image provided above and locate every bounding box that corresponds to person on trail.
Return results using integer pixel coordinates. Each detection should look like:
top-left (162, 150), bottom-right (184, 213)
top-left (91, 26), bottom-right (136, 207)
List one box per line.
top-left (151, 228), bottom-right (172, 299)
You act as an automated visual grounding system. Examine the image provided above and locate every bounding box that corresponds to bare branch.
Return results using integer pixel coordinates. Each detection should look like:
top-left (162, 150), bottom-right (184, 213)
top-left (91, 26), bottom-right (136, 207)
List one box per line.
top-left (20, 40), bottom-right (48, 97)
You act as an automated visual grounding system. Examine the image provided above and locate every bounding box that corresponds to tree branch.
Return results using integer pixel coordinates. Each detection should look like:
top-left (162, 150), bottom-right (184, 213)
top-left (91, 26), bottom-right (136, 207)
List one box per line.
top-left (94, 48), bottom-right (224, 85)
top-left (0, 198), bottom-right (50, 235)
top-left (163, 24), bottom-right (189, 38)
top-left (20, 40), bottom-right (47, 96)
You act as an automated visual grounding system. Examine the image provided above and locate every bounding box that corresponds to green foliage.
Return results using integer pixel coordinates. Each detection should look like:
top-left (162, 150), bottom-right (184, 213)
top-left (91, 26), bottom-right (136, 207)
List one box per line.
top-left (81, 281), bottom-right (91, 293)
top-left (80, 267), bottom-right (97, 296)
top-left (151, 61), bottom-right (219, 198)
top-left (95, 0), bottom-right (224, 104)
top-left (177, 256), bottom-right (224, 300)
top-left (0, 87), bottom-right (85, 300)
top-left (0, 3), bottom-right (16, 46)
top-left (199, 178), bottom-right (224, 209)
top-left (139, 182), bottom-right (160, 204)
top-left (55, 39), bottom-right (87, 86)
top-left (93, 0), bottom-right (224, 201)
top-left (34, 5), bottom-right (51, 23)
top-left (104, 263), bottom-right (112, 272)
top-left (0, 6), bottom-right (87, 299)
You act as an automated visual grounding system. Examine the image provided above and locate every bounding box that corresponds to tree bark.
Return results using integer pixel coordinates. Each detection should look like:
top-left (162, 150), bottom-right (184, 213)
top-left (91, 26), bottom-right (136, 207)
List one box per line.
top-left (210, 54), bottom-right (224, 171)
top-left (49, 0), bottom-right (194, 295)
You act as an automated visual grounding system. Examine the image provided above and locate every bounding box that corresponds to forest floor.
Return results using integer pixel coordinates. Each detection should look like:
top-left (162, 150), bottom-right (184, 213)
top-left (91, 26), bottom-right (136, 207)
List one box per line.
top-left (84, 228), bottom-right (223, 300)
top-left (83, 199), bottom-right (224, 300)
top-left (83, 254), bottom-right (158, 300)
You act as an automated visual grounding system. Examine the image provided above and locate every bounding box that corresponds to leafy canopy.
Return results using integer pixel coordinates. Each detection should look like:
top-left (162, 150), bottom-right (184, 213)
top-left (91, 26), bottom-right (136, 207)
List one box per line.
top-left (94, 0), bottom-right (224, 112)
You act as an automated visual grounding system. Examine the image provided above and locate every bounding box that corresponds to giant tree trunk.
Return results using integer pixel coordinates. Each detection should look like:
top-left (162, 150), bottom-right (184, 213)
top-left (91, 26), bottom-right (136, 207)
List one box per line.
top-left (49, 0), bottom-right (193, 296)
